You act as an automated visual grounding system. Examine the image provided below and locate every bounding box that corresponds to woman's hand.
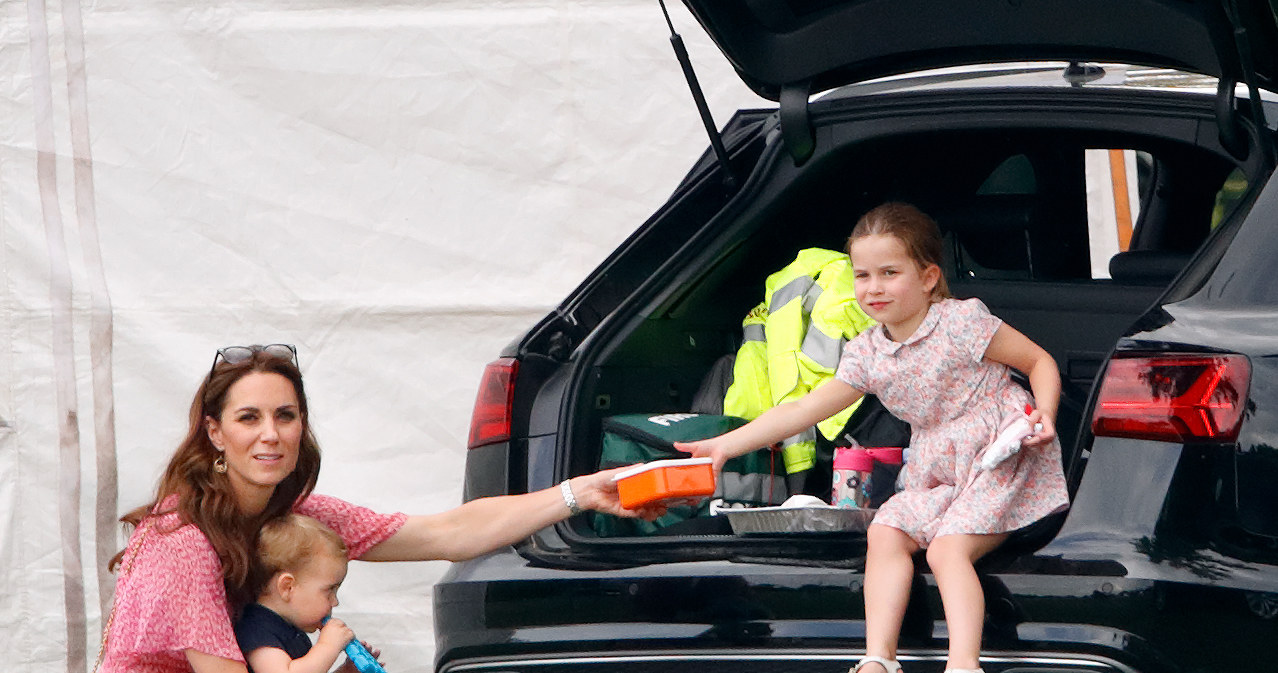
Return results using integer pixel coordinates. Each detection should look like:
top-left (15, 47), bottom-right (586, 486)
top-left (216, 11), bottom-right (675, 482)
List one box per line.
top-left (569, 468), bottom-right (669, 520)
top-left (335, 642), bottom-right (383, 673)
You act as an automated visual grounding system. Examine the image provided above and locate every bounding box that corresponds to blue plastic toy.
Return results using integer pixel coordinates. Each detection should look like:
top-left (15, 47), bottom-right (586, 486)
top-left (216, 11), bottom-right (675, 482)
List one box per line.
top-left (320, 617), bottom-right (386, 673)
top-left (342, 638), bottom-right (386, 673)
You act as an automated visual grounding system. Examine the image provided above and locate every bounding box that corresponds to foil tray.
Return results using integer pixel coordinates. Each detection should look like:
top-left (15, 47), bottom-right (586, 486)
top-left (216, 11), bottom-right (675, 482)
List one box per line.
top-left (723, 505), bottom-right (876, 535)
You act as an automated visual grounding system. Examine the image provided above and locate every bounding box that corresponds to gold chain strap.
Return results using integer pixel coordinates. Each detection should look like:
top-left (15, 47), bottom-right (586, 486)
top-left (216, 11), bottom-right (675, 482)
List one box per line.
top-left (92, 517), bottom-right (155, 672)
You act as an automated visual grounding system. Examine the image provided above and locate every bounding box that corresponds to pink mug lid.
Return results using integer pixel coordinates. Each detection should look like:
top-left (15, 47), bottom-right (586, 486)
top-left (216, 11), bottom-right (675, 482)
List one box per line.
top-left (864, 447), bottom-right (904, 464)
top-left (833, 447), bottom-right (874, 471)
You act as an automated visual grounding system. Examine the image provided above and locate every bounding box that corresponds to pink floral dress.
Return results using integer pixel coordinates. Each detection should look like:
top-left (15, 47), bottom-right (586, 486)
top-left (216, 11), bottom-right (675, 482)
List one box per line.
top-left (98, 494), bottom-right (407, 672)
top-left (835, 298), bottom-right (1069, 547)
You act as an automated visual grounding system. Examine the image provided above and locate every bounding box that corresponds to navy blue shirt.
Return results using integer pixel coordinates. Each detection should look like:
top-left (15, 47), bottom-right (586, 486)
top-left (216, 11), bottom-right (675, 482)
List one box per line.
top-left (235, 603), bottom-right (312, 670)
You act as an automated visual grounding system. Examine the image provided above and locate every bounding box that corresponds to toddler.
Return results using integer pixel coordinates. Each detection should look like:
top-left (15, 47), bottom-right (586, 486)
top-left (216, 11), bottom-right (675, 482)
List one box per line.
top-left (235, 514), bottom-right (380, 673)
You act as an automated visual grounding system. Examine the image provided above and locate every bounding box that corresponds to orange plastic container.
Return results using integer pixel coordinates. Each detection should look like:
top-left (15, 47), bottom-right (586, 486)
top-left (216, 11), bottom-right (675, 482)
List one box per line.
top-left (612, 457), bottom-right (716, 509)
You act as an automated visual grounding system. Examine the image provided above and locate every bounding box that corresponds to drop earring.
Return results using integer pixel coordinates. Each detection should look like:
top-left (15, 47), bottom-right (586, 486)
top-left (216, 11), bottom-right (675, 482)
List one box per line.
top-left (213, 450), bottom-right (227, 474)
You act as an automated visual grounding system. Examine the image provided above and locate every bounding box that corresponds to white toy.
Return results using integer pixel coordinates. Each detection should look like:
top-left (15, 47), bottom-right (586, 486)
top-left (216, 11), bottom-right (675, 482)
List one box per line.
top-left (980, 404), bottom-right (1043, 471)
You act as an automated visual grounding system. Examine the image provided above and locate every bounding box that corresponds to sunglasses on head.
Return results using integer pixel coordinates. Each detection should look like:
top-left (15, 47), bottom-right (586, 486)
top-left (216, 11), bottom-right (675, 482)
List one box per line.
top-left (209, 343), bottom-right (299, 379)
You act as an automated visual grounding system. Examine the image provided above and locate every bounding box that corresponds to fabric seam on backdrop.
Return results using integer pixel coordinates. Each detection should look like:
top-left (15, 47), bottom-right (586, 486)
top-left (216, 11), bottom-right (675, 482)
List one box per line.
top-left (60, 0), bottom-right (121, 628)
top-left (27, 0), bottom-right (89, 670)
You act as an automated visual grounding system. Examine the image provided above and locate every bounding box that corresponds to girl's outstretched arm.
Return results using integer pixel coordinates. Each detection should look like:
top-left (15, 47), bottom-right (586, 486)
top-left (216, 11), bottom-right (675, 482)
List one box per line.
top-left (983, 323), bottom-right (1061, 448)
top-left (676, 378), bottom-right (864, 472)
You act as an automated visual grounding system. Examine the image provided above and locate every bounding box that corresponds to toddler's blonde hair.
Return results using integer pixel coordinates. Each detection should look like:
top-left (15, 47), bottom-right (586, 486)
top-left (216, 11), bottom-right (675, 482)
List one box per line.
top-left (251, 514), bottom-right (347, 597)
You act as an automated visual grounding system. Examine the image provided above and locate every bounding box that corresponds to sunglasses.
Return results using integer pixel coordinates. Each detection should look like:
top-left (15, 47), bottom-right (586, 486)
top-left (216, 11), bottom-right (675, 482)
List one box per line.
top-left (208, 343), bottom-right (299, 379)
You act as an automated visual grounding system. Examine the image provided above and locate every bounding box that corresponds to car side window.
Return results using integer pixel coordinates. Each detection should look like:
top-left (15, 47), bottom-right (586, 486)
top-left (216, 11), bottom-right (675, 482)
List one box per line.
top-left (977, 153), bottom-right (1037, 195)
top-left (941, 153), bottom-right (1051, 281)
top-left (1084, 149), bottom-right (1143, 280)
top-left (943, 150), bottom-right (1092, 282)
top-left (944, 147), bottom-right (1232, 285)
top-left (1212, 167), bottom-right (1249, 229)
top-left (1098, 150), bottom-right (1244, 285)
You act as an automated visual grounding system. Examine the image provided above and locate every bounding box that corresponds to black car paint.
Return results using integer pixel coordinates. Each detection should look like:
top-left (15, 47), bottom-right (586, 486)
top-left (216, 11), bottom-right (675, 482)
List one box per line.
top-left (442, 423), bottom-right (1278, 673)
top-left (677, 0), bottom-right (1278, 100)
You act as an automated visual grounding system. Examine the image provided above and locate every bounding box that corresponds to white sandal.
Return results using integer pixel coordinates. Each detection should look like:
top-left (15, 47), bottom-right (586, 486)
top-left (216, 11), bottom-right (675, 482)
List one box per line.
top-left (850, 656), bottom-right (902, 673)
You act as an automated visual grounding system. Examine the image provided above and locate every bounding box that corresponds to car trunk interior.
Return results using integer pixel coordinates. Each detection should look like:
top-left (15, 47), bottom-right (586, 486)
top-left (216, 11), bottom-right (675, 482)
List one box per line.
top-left (562, 97), bottom-right (1245, 548)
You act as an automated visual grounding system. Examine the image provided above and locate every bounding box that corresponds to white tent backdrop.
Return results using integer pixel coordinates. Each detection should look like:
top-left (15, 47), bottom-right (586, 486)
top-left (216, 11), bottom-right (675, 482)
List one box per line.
top-left (1, 1), bottom-right (760, 669)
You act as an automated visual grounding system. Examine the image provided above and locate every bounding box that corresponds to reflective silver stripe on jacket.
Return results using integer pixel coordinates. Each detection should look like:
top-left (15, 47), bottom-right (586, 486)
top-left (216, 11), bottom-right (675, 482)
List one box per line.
top-left (780, 427), bottom-right (816, 447)
top-left (800, 327), bottom-right (845, 369)
top-left (802, 282), bottom-right (823, 313)
top-left (769, 275), bottom-right (815, 313)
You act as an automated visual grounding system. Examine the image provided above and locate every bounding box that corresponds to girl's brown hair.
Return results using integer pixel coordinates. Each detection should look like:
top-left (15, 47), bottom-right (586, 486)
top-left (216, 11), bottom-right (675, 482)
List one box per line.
top-left (848, 201), bottom-right (952, 301)
top-left (111, 349), bottom-right (321, 610)
top-left (249, 514), bottom-right (347, 599)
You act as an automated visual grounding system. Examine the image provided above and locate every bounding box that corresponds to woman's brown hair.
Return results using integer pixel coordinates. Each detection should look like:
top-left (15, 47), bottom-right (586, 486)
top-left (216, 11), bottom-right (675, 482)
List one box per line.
top-left (847, 201), bottom-right (952, 301)
top-left (110, 348), bottom-right (321, 610)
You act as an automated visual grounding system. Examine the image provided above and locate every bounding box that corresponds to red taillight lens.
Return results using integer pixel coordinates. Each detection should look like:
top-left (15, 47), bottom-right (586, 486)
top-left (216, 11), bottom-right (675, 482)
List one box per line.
top-left (1091, 353), bottom-right (1250, 443)
top-left (467, 358), bottom-right (518, 449)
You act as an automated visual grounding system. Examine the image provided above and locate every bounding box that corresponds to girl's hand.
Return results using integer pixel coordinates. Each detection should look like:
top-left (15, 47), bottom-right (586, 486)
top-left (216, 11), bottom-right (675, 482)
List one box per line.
top-left (570, 468), bottom-right (670, 520)
top-left (673, 438), bottom-right (730, 474)
top-left (1021, 408), bottom-right (1057, 448)
top-left (673, 382), bottom-right (857, 473)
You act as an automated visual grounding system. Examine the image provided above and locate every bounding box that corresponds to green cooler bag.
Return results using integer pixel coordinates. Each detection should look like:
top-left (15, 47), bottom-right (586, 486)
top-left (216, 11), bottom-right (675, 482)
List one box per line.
top-left (591, 413), bottom-right (788, 536)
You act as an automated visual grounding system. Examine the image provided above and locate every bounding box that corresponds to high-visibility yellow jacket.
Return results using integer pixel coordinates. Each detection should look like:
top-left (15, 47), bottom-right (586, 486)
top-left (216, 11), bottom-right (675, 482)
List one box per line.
top-left (724, 248), bottom-right (876, 473)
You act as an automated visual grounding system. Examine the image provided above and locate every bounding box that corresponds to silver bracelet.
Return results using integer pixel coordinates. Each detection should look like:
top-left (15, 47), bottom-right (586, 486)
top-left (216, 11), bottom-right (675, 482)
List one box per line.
top-left (560, 479), bottom-right (582, 516)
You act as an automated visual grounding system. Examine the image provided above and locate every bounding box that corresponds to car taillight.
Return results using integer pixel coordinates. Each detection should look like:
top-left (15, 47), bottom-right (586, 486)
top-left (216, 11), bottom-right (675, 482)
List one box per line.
top-left (467, 358), bottom-right (518, 449)
top-left (1091, 353), bottom-right (1250, 443)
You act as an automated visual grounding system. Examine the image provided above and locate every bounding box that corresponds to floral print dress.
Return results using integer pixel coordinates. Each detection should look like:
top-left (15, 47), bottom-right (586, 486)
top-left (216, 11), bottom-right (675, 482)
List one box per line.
top-left (835, 297), bottom-right (1069, 547)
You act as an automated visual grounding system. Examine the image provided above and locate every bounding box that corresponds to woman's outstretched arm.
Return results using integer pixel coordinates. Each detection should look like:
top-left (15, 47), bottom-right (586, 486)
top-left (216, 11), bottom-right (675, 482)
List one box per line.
top-left (359, 467), bottom-right (661, 562)
top-left (186, 650), bottom-right (249, 673)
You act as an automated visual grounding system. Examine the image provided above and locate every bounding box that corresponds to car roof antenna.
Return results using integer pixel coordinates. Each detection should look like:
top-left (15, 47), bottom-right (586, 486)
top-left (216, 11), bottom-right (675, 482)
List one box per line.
top-left (1063, 61), bottom-right (1105, 87)
top-left (657, 0), bottom-right (737, 191)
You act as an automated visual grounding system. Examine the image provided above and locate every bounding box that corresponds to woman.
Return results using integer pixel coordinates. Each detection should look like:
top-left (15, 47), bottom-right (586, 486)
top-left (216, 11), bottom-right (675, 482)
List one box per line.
top-left (98, 344), bottom-right (657, 672)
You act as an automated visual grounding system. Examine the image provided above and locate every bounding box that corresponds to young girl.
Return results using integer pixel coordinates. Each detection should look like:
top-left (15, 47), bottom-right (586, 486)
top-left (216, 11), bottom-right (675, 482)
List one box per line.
top-left (676, 202), bottom-right (1069, 673)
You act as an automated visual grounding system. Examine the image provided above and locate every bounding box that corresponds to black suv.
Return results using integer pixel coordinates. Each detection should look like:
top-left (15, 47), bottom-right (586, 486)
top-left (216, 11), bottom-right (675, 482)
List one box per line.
top-left (436, 2), bottom-right (1278, 672)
